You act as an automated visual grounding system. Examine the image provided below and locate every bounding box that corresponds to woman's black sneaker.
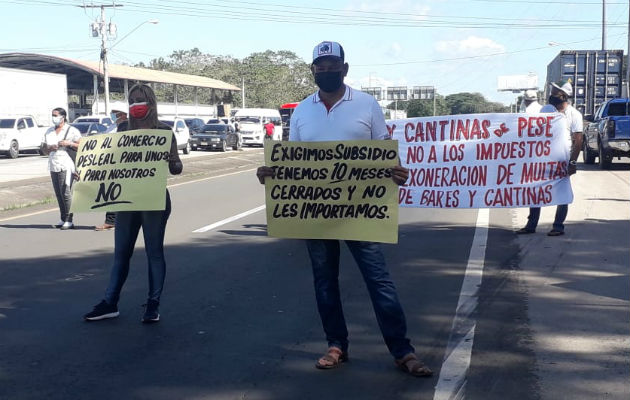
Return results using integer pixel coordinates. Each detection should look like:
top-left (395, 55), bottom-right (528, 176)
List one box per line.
top-left (84, 300), bottom-right (119, 321)
top-left (142, 300), bottom-right (160, 323)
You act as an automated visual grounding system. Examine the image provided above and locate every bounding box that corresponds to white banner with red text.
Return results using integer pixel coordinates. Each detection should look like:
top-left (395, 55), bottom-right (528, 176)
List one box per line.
top-left (387, 113), bottom-right (573, 208)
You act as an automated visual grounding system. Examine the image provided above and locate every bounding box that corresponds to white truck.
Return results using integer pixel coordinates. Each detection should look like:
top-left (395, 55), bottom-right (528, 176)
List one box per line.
top-left (0, 67), bottom-right (68, 158)
top-left (235, 108), bottom-right (283, 146)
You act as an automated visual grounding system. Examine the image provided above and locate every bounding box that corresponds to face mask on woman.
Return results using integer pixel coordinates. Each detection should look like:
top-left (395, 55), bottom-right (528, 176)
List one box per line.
top-left (129, 102), bottom-right (149, 119)
top-left (52, 116), bottom-right (63, 127)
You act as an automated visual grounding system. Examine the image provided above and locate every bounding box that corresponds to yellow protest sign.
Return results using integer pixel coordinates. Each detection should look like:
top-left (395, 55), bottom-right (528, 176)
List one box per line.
top-left (264, 140), bottom-right (400, 244)
top-left (70, 129), bottom-right (171, 212)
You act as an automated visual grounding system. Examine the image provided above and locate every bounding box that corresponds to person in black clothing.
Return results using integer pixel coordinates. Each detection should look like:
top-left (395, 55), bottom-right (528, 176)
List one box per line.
top-left (84, 84), bottom-right (183, 323)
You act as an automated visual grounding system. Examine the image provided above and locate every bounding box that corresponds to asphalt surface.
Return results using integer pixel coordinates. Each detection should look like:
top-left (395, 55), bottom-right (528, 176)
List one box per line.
top-left (0, 151), bottom-right (628, 400)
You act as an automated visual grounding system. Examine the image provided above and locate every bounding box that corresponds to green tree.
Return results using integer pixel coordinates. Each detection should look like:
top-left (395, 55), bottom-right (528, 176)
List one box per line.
top-left (138, 48), bottom-right (316, 109)
top-left (445, 92), bottom-right (509, 114)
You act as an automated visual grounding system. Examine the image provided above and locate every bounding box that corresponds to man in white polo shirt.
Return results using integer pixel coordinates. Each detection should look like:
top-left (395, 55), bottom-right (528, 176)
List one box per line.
top-left (517, 80), bottom-right (582, 236)
top-left (257, 41), bottom-right (432, 377)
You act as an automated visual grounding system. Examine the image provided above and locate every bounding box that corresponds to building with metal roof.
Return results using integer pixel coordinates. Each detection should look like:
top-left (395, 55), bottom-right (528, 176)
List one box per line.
top-left (0, 53), bottom-right (240, 119)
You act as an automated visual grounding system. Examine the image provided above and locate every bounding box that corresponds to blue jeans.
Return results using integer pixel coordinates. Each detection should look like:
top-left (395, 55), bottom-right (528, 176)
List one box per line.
top-left (104, 192), bottom-right (171, 305)
top-left (305, 239), bottom-right (414, 359)
top-left (525, 205), bottom-right (568, 232)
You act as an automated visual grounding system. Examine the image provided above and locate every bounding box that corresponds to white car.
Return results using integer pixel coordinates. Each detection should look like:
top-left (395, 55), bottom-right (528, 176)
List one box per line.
top-left (159, 117), bottom-right (191, 154)
top-left (0, 115), bottom-right (47, 158)
top-left (73, 115), bottom-right (115, 127)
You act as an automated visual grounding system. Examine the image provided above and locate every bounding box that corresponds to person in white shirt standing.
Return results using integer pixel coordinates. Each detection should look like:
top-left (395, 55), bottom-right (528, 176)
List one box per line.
top-left (517, 80), bottom-right (583, 236)
top-left (522, 89), bottom-right (542, 113)
top-left (42, 107), bottom-right (81, 230)
top-left (257, 41), bottom-right (432, 377)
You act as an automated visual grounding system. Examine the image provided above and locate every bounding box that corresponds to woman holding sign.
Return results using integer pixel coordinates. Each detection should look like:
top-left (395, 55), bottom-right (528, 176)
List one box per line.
top-left (84, 84), bottom-right (182, 323)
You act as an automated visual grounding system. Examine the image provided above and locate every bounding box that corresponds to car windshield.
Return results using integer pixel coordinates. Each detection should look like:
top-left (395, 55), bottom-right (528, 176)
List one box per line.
top-left (77, 118), bottom-right (99, 123)
top-left (0, 119), bottom-right (16, 128)
top-left (71, 124), bottom-right (90, 134)
top-left (237, 117), bottom-right (260, 124)
top-left (201, 124), bottom-right (227, 133)
top-left (608, 103), bottom-right (629, 116)
top-left (159, 120), bottom-right (175, 127)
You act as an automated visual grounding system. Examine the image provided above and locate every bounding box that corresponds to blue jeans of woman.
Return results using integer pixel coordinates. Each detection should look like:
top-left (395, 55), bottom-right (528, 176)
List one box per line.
top-left (50, 171), bottom-right (73, 222)
top-left (104, 192), bottom-right (171, 305)
top-left (305, 239), bottom-right (414, 360)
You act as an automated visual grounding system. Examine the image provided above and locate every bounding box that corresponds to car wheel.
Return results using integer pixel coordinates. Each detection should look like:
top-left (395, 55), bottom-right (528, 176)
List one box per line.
top-left (220, 140), bottom-right (227, 152)
top-left (598, 140), bottom-right (612, 170)
top-left (8, 140), bottom-right (19, 159)
top-left (582, 136), bottom-right (595, 164)
top-left (183, 141), bottom-right (191, 155)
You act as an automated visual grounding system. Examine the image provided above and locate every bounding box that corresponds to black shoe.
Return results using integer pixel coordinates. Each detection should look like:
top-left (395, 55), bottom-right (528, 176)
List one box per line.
top-left (516, 227), bottom-right (535, 234)
top-left (142, 300), bottom-right (160, 323)
top-left (547, 229), bottom-right (565, 236)
top-left (84, 300), bottom-right (119, 321)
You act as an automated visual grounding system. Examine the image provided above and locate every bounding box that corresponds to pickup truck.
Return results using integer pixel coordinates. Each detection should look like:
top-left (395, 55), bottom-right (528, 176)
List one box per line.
top-left (0, 115), bottom-right (48, 159)
top-left (583, 98), bottom-right (630, 169)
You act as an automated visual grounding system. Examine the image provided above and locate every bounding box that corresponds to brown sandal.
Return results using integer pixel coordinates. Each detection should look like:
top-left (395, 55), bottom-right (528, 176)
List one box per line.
top-left (395, 353), bottom-right (433, 377)
top-left (315, 347), bottom-right (348, 369)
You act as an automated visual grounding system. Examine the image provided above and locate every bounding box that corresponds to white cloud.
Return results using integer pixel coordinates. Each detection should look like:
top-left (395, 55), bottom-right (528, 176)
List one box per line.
top-left (435, 36), bottom-right (505, 57)
top-left (386, 42), bottom-right (403, 58)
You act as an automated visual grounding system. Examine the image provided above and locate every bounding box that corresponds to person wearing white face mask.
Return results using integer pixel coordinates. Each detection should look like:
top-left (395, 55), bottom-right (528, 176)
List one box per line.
top-left (41, 107), bottom-right (82, 230)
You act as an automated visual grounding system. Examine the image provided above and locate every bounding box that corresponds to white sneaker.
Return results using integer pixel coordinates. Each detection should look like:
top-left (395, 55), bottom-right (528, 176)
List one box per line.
top-left (53, 220), bottom-right (64, 228)
top-left (60, 221), bottom-right (74, 230)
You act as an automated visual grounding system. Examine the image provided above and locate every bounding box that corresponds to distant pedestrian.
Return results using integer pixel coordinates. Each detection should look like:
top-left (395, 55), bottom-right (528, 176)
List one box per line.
top-left (264, 119), bottom-right (274, 139)
top-left (96, 108), bottom-right (128, 231)
top-left (42, 107), bottom-right (81, 230)
top-left (256, 41), bottom-right (432, 377)
top-left (517, 80), bottom-right (583, 236)
top-left (84, 84), bottom-right (183, 323)
top-left (522, 89), bottom-right (542, 113)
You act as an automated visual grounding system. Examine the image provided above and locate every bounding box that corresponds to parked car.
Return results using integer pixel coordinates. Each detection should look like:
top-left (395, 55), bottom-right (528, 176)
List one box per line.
top-left (0, 115), bottom-right (48, 158)
top-left (159, 117), bottom-right (191, 154)
top-left (71, 122), bottom-right (107, 136)
top-left (73, 115), bottom-right (114, 127)
top-left (184, 118), bottom-right (206, 134)
top-left (583, 98), bottom-right (630, 169)
top-left (190, 123), bottom-right (240, 152)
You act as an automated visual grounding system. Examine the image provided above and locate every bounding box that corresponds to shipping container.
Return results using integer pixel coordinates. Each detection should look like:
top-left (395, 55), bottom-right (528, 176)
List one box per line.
top-left (545, 50), bottom-right (624, 117)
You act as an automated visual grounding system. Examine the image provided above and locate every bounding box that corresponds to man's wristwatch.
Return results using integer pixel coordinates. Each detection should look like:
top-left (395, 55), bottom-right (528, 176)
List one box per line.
top-left (569, 160), bottom-right (577, 166)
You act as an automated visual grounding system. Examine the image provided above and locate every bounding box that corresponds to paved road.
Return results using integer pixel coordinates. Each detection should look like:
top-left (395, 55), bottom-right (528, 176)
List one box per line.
top-left (0, 155), bottom-right (628, 400)
top-left (0, 146), bottom-right (261, 183)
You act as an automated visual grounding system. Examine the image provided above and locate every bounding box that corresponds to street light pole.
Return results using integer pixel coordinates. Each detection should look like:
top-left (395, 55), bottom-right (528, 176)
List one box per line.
top-left (602, 0), bottom-right (607, 50)
top-left (99, 6), bottom-right (110, 116)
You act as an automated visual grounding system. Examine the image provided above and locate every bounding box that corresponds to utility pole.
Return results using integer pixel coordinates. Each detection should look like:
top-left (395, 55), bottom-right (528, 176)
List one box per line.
top-left (433, 88), bottom-right (437, 116)
top-left (241, 76), bottom-right (245, 108)
top-left (602, 0), bottom-right (607, 50)
top-left (81, 3), bottom-right (123, 115)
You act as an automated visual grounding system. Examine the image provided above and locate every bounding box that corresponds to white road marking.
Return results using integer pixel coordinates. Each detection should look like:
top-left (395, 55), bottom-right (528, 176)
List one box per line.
top-left (434, 208), bottom-right (489, 400)
top-left (193, 205), bottom-right (266, 233)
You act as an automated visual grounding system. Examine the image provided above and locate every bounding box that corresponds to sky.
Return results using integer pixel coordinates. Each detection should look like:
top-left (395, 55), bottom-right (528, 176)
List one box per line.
top-left (1, 0), bottom-right (629, 106)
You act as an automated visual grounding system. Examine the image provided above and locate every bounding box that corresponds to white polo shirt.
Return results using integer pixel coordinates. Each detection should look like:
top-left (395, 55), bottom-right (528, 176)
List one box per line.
top-left (289, 85), bottom-right (388, 142)
top-left (541, 103), bottom-right (583, 160)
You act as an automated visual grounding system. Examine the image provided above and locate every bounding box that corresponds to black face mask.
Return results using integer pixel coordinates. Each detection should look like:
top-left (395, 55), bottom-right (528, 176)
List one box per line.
top-left (314, 71), bottom-right (344, 93)
top-left (548, 95), bottom-right (564, 107)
